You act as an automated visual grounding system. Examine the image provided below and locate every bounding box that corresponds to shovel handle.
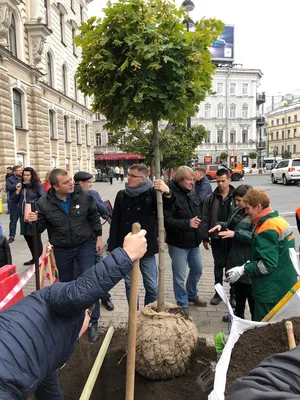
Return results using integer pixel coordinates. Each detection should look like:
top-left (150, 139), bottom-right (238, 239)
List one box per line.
top-left (126, 222), bottom-right (141, 400)
top-left (285, 320), bottom-right (296, 350)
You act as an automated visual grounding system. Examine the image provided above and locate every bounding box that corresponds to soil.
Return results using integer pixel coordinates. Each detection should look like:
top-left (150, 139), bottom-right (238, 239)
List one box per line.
top-left (59, 328), bottom-right (217, 400)
top-left (225, 317), bottom-right (300, 397)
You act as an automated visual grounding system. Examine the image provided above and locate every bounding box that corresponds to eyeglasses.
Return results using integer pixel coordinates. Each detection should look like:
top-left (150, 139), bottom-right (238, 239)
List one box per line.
top-left (128, 173), bottom-right (144, 179)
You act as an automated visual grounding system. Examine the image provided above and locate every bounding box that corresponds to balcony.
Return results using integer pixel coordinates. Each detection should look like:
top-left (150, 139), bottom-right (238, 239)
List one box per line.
top-left (256, 141), bottom-right (266, 150)
top-left (256, 116), bottom-right (266, 127)
top-left (94, 145), bottom-right (120, 154)
top-left (256, 93), bottom-right (266, 106)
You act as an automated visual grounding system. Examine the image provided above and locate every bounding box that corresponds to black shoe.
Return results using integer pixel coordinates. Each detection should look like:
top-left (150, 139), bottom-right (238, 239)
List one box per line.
top-left (222, 315), bottom-right (229, 323)
top-left (89, 324), bottom-right (100, 343)
top-left (23, 260), bottom-right (34, 266)
top-left (102, 298), bottom-right (114, 311)
top-left (229, 295), bottom-right (236, 308)
top-left (8, 237), bottom-right (14, 243)
top-left (210, 293), bottom-right (222, 305)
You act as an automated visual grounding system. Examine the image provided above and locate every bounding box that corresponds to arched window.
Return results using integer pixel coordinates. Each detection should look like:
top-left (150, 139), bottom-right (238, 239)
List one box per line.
top-left (13, 89), bottom-right (22, 128)
top-left (72, 27), bottom-right (77, 55)
top-left (49, 110), bottom-right (55, 138)
top-left (62, 65), bottom-right (67, 95)
top-left (85, 124), bottom-right (90, 146)
top-left (47, 52), bottom-right (53, 86)
top-left (242, 105), bottom-right (249, 119)
top-left (229, 104), bottom-right (236, 119)
top-left (9, 15), bottom-right (17, 56)
top-left (204, 104), bottom-right (211, 118)
top-left (64, 116), bottom-right (69, 141)
top-left (217, 104), bottom-right (224, 119)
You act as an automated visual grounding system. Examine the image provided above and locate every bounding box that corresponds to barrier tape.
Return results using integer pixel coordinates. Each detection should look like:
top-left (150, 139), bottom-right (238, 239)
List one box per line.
top-left (0, 244), bottom-right (53, 311)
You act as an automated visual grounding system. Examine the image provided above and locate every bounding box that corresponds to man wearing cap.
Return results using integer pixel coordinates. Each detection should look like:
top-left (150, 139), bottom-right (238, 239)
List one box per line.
top-left (74, 171), bottom-right (114, 312)
top-left (27, 168), bottom-right (103, 342)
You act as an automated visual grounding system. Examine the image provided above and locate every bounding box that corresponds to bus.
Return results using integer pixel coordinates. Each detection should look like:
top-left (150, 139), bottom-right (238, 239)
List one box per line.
top-left (263, 157), bottom-right (282, 170)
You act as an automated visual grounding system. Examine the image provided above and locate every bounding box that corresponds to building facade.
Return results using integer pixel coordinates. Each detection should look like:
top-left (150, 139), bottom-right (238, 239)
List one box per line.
top-left (267, 103), bottom-right (300, 158)
top-left (0, 0), bottom-right (93, 187)
top-left (194, 67), bottom-right (265, 166)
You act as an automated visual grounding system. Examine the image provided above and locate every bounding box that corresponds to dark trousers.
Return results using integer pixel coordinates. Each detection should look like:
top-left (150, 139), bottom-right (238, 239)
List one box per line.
top-left (9, 203), bottom-right (19, 237)
top-left (35, 371), bottom-right (63, 400)
top-left (54, 239), bottom-right (100, 324)
top-left (24, 235), bottom-right (43, 260)
top-left (235, 283), bottom-right (255, 320)
top-left (211, 238), bottom-right (224, 286)
top-left (109, 177), bottom-right (113, 185)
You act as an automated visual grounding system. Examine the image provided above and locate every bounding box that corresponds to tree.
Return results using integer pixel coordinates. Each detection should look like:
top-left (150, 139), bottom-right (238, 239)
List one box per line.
top-left (282, 150), bottom-right (292, 159)
top-left (76, 0), bottom-right (223, 311)
top-left (219, 152), bottom-right (228, 162)
top-left (108, 123), bottom-right (207, 170)
top-left (248, 152), bottom-right (257, 160)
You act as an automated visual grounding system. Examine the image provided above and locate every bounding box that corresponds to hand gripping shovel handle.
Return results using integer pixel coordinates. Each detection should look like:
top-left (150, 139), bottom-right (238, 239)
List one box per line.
top-left (285, 320), bottom-right (296, 350)
top-left (126, 222), bottom-right (141, 400)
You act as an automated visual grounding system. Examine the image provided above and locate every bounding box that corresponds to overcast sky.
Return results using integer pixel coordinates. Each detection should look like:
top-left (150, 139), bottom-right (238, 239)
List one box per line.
top-left (88, 0), bottom-right (300, 100)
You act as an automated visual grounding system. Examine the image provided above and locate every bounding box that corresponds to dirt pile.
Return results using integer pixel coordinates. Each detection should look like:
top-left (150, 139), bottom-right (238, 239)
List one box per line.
top-left (59, 328), bottom-right (216, 400)
top-left (226, 317), bottom-right (300, 397)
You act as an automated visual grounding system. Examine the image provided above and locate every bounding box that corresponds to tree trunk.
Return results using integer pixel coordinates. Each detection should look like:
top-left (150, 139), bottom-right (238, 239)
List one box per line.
top-left (152, 114), bottom-right (165, 312)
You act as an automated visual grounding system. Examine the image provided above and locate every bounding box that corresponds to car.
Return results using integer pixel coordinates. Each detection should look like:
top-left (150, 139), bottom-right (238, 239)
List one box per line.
top-left (211, 38), bottom-right (226, 47)
top-left (198, 163), bottom-right (244, 181)
top-left (271, 158), bottom-right (300, 185)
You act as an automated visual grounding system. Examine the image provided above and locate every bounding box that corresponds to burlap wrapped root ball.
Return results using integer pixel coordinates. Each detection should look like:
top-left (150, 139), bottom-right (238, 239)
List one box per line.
top-left (135, 302), bottom-right (198, 380)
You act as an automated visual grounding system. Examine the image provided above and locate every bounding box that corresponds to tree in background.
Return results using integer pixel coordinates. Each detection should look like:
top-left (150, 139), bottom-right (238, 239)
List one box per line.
top-left (76, 0), bottom-right (223, 311)
top-left (219, 152), bottom-right (228, 162)
top-left (248, 152), bottom-right (257, 160)
top-left (282, 150), bottom-right (292, 159)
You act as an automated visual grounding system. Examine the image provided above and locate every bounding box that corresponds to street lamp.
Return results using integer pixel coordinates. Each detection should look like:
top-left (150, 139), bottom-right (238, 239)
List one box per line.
top-left (182, 0), bottom-right (195, 129)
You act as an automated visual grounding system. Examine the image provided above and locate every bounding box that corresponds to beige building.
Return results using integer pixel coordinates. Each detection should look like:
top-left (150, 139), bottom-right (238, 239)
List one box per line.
top-left (267, 103), bottom-right (300, 158)
top-left (0, 0), bottom-right (93, 187)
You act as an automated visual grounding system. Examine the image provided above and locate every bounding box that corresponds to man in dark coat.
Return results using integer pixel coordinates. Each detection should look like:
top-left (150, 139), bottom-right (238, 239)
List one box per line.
top-left (5, 165), bottom-right (22, 243)
top-left (108, 163), bottom-right (172, 306)
top-left (194, 167), bottom-right (212, 211)
top-left (0, 229), bottom-right (147, 400)
top-left (27, 168), bottom-right (103, 342)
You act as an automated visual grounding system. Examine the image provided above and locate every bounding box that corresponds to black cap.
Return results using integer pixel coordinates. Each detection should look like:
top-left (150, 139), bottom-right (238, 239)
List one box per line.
top-left (74, 171), bottom-right (93, 182)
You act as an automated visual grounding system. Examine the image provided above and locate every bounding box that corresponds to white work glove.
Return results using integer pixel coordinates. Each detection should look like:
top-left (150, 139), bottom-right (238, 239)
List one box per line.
top-left (226, 265), bottom-right (245, 283)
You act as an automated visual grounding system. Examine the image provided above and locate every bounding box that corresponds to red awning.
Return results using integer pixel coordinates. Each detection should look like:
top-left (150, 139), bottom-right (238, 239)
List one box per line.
top-left (94, 153), bottom-right (145, 161)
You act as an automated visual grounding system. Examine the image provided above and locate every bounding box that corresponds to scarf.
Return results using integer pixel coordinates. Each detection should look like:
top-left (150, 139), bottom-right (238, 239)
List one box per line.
top-left (124, 179), bottom-right (153, 198)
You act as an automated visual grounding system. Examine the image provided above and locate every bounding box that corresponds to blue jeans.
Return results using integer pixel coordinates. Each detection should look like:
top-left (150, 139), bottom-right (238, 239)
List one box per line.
top-left (125, 255), bottom-right (158, 306)
top-left (168, 245), bottom-right (203, 308)
top-left (9, 203), bottom-right (19, 237)
top-left (54, 239), bottom-right (100, 324)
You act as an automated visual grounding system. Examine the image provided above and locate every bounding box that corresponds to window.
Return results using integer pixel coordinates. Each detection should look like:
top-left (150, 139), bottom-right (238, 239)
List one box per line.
top-left (71, 0), bottom-right (75, 12)
top-left (276, 131), bottom-right (279, 140)
top-left (293, 144), bottom-right (297, 154)
top-left (281, 146), bottom-right (284, 155)
top-left (282, 130), bottom-right (284, 140)
top-left (288, 116), bottom-right (291, 123)
top-left (204, 104), bottom-right (211, 118)
top-left (108, 132), bottom-right (113, 141)
top-left (44, 0), bottom-right (49, 25)
top-left (85, 125), bottom-right (90, 146)
top-left (229, 83), bottom-right (236, 96)
top-left (282, 118), bottom-right (285, 124)
top-left (62, 65), bottom-right (67, 95)
top-left (294, 128), bottom-right (297, 137)
top-left (9, 15), bottom-right (17, 56)
top-left (230, 130), bottom-right (236, 143)
top-left (242, 83), bottom-right (248, 95)
top-left (49, 110), bottom-right (55, 139)
top-left (242, 129), bottom-right (248, 143)
top-left (271, 120), bottom-right (274, 126)
top-left (276, 119), bottom-right (279, 125)
top-left (287, 145), bottom-right (290, 153)
top-left (217, 104), bottom-right (224, 118)
top-left (242, 105), bottom-right (248, 119)
top-left (80, 5), bottom-right (84, 22)
top-left (84, 96), bottom-right (88, 108)
top-left (288, 129), bottom-right (291, 138)
top-left (205, 130), bottom-right (210, 143)
top-left (294, 115), bottom-right (298, 122)
top-left (13, 89), bottom-right (22, 128)
top-left (60, 12), bottom-right (65, 43)
top-left (64, 116), bottom-right (69, 141)
top-left (50, 157), bottom-right (56, 170)
top-left (76, 121), bottom-right (81, 144)
top-left (95, 133), bottom-right (101, 146)
top-left (74, 75), bottom-right (78, 101)
top-left (95, 112), bottom-right (100, 120)
top-left (47, 52), bottom-right (53, 86)
top-left (217, 130), bottom-right (223, 143)
top-left (217, 82), bottom-right (223, 95)
top-left (72, 28), bottom-right (77, 56)
top-left (229, 104), bottom-right (236, 119)
top-left (270, 132), bottom-right (273, 141)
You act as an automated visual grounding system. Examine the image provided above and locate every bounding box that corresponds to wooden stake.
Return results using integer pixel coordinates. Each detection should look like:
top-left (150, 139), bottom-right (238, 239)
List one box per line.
top-left (79, 325), bottom-right (114, 400)
top-left (285, 320), bottom-right (296, 350)
top-left (125, 222), bottom-right (141, 400)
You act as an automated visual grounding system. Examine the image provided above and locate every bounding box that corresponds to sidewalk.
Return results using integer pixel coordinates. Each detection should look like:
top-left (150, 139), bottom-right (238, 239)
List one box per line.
top-left (0, 181), bottom-right (234, 340)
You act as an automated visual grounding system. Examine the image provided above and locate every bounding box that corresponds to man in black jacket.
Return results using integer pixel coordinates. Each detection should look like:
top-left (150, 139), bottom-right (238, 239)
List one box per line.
top-left (0, 229), bottom-right (147, 400)
top-left (28, 168), bottom-right (103, 342)
top-left (201, 168), bottom-right (235, 305)
top-left (194, 166), bottom-right (212, 211)
top-left (108, 163), bottom-right (172, 306)
top-left (5, 165), bottom-right (22, 243)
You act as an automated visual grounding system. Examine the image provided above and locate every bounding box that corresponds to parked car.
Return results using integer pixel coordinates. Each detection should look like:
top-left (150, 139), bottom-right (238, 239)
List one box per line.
top-left (271, 158), bottom-right (300, 185)
top-left (198, 163), bottom-right (244, 181)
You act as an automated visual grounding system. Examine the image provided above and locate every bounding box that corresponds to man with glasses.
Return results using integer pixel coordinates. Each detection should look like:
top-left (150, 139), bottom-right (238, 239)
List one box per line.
top-left (108, 163), bottom-right (173, 306)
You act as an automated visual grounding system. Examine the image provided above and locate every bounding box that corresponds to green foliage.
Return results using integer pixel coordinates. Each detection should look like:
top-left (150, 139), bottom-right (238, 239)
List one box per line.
top-left (282, 150), bottom-right (292, 159)
top-left (248, 152), bottom-right (257, 160)
top-left (75, 0), bottom-right (224, 131)
top-left (219, 152), bottom-right (228, 161)
top-left (108, 123), bottom-right (207, 169)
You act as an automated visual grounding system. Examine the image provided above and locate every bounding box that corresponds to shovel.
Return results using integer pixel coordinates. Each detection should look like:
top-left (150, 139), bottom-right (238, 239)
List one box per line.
top-left (285, 320), bottom-right (296, 350)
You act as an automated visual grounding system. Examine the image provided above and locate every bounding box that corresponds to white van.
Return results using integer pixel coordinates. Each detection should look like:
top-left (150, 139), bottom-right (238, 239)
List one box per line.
top-left (264, 157), bottom-right (282, 170)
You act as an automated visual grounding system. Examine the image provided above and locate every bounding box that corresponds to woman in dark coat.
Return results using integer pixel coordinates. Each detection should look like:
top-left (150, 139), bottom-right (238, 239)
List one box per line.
top-left (12, 167), bottom-right (46, 265)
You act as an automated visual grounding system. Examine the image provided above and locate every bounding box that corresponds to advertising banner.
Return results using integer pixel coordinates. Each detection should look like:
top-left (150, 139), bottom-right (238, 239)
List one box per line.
top-left (210, 25), bottom-right (234, 62)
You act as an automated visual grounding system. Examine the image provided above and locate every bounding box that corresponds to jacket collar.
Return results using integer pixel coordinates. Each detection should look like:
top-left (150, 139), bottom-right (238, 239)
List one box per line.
top-left (256, 209), bottom-right (278, 225)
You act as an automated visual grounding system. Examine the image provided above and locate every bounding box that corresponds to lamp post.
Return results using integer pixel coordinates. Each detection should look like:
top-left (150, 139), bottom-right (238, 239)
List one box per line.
top-left (182, 0), bottom-right (195, 129)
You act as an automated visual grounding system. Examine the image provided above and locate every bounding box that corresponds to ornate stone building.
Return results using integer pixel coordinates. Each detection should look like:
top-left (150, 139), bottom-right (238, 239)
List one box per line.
top-left (0, 0), bottom-right (93, 187)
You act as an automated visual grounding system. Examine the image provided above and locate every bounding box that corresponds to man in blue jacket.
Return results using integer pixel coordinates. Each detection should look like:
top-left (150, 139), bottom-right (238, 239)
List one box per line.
top-left (5, 165), bottom-right (22, 243)
top-left (0, 229), bottom-right (147, 400)
top-left (194, 166), bottom-right (212, 211)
